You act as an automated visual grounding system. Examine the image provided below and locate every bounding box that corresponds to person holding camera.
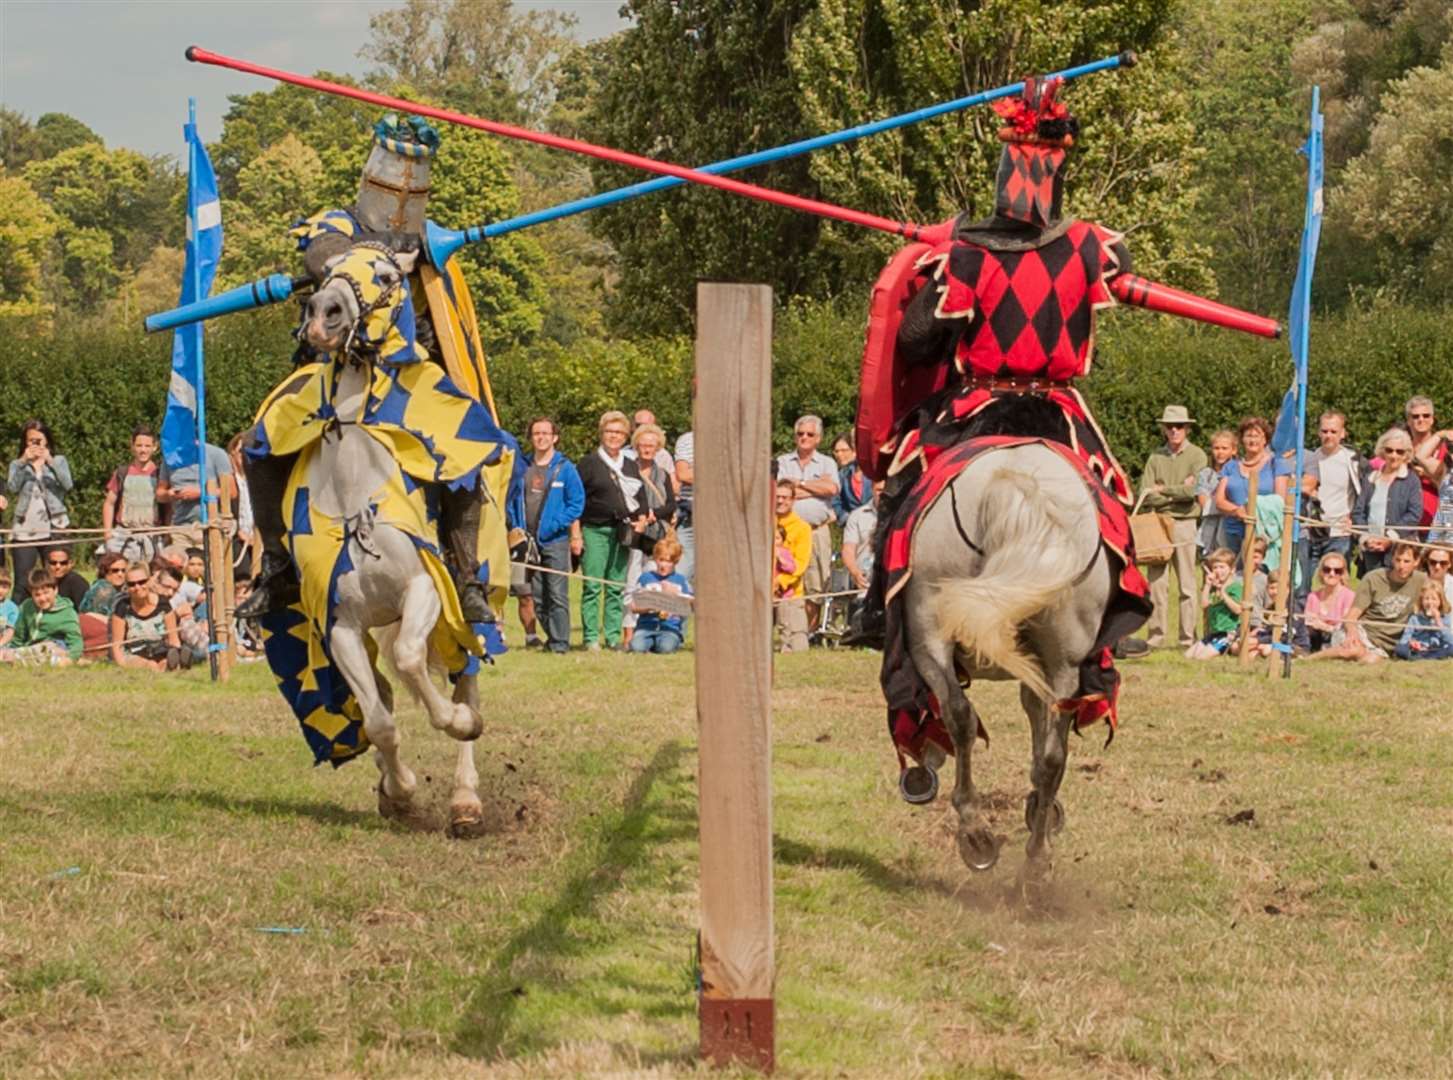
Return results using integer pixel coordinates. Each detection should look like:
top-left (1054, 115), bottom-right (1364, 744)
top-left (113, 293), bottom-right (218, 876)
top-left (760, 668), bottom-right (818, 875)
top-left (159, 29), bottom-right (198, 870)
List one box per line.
top-left (6, 419), bottom-right (73, 603)
top-left (577, 411), bottom-right (647, 651)
top-left (621, 423), bottom-right (677, 649)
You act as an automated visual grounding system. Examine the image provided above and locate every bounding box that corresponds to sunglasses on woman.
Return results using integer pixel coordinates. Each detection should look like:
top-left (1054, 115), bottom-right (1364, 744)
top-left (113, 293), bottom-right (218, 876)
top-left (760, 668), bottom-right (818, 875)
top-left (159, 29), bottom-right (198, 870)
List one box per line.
top-left (1322, 566), bottom-right (1345, 576)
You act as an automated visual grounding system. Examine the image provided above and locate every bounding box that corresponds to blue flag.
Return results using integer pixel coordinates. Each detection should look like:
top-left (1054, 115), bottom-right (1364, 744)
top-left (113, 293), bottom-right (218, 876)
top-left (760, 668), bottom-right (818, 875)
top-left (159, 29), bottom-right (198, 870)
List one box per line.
top-left (1271, 89), bottom-right (1324, 457)
top-left (161, 106), bottom-right (222, 472)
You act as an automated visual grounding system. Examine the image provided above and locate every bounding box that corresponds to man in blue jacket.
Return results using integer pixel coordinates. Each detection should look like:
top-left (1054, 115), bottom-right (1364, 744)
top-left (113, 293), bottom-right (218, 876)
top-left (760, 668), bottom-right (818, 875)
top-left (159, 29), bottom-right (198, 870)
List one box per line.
top-left (507, 417), bottom-right (585, 653)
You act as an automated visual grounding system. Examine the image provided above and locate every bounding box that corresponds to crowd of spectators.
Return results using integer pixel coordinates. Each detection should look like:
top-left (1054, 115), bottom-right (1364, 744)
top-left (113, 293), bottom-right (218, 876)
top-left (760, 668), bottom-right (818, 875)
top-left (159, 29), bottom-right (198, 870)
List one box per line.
top-left (1140, 394), bottom-right (1452, 665)
top-left (6, 391), bottom-right (1447, 666)
top-left (1, 418), bottom-right (256, 672)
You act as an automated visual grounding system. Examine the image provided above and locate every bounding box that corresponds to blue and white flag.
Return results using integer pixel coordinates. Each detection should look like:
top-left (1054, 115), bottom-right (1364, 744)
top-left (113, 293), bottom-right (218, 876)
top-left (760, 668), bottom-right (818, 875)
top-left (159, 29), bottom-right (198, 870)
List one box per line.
top-left (1271, 88), bottom-right (1324, 458)
top-left (161, 104), bottom-right (222, 472)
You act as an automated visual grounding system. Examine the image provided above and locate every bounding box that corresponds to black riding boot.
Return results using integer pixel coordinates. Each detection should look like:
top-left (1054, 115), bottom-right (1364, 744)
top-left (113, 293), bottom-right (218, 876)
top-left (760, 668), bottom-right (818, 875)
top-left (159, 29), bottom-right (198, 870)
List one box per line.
top-left (840, 573), bottom-right (887, 649)
top-left (235, 449), bottom-right (301, 618)
top-left (439, 484), bottom-right (492, 624)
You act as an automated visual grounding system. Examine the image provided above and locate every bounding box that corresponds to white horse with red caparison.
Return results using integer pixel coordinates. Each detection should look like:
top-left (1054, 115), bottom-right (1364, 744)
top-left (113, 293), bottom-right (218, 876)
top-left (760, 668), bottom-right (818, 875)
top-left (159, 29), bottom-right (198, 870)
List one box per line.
top-left (901, 441), bottom-right (1114, 881)
top-left (298, 245), bottom-right (485, 835)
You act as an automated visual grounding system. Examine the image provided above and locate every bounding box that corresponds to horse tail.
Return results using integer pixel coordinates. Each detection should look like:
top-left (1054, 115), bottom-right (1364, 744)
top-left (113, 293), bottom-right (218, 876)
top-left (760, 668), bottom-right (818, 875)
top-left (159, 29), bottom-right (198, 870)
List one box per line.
top-left (933, 465), bottom-right (1087, 701)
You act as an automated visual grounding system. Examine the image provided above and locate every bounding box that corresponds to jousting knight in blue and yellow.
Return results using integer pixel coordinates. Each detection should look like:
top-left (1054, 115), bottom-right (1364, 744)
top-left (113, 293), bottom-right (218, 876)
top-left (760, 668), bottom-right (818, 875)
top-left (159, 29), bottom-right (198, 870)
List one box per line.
top-left (236, 115), bottom-right (514, 625)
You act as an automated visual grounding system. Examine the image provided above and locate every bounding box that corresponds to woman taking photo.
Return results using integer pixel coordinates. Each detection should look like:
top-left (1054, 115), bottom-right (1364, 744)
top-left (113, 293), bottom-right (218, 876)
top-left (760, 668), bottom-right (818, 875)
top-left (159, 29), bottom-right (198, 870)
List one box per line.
top-left (5, 420), bottom-right (73, 601)
top-left (1352, 427), bottom-right (1423, 573)
top-left (576, 410), bottom-right (646, 651)
top-left (1214, 416), bottom-right (1291, 557)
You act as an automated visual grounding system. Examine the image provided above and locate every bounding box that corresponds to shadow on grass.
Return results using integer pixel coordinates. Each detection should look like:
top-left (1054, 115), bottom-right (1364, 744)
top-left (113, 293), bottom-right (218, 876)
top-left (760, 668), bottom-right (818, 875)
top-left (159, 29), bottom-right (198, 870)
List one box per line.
top-left (775, 834), bottom-right (964, 899)
top-left (67, 788), bottom-right (388, 832)
top-left (451, 738), bottom-right (694, 1060)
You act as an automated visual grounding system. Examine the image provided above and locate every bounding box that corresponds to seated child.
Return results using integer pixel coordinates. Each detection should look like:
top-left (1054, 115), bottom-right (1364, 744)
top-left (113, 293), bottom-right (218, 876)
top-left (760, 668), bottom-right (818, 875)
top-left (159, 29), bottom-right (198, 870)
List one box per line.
top-left (1394, 581), bottom-right (1453, 661)
top-left (0, 569), bottom-right (18, 649)
top-left (628, 537), bottom-right (692, 654)
top-left (1186, 548), bottom-right (1239, 659)
top-left (1232, 576), bottom-right (1280, 658)
top-left (0, 567), bottom-right (82, 666)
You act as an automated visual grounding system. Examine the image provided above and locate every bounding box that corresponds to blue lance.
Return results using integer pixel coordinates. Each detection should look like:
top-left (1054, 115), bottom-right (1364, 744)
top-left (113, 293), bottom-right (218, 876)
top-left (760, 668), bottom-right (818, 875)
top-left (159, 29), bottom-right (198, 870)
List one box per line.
top-left (144, 50), bottom-right (1136, 333)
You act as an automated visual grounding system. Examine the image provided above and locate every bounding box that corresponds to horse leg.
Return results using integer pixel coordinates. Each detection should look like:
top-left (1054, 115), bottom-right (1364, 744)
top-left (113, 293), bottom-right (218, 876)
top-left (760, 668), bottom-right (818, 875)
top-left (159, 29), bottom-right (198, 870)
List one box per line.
top-left (1021, 683), bottom-right (1072, 878)
top-left (331, 622), bottom-right (424, 828)
top-left (910, 635), bottom-right (998, 872)
top-left (392, 575), bottom-right (482, 741)
top-left (447, 674), bottom-right (485, 838)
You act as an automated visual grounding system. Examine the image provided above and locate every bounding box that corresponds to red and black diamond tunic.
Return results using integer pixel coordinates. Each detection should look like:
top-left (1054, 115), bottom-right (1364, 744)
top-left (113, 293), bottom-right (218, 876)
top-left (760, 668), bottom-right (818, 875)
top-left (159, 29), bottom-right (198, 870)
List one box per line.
top-left (922, 219), bottom-right (1124, 381)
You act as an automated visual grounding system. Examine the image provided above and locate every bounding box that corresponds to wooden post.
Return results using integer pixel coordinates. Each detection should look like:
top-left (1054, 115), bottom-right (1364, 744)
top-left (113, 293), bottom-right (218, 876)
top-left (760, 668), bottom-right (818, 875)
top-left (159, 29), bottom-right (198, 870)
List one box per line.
top-left (694, 282), bottom-right (775, 1073)
top-left (205, 487), bottom-right (232, 682)
top-left (1236, 467), bottom-right (1261, 668)
top-left (220, 485), bottom-right (238, 671)
top-left (1268, 487), bottom-right (1297, 676)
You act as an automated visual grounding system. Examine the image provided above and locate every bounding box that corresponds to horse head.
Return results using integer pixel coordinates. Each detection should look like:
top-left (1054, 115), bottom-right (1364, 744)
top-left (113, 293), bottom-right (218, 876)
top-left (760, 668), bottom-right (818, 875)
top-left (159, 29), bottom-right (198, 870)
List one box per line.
top-left (301, 242), bottom-right (426, 364)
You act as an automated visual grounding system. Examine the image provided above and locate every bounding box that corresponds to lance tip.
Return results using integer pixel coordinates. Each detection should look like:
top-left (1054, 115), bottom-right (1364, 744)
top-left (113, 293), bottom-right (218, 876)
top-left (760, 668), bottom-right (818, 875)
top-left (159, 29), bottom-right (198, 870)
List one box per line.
top-left (186, 45), bottom-right (201, 62)
top-left (1118, 50), bottom-right (1139, 68)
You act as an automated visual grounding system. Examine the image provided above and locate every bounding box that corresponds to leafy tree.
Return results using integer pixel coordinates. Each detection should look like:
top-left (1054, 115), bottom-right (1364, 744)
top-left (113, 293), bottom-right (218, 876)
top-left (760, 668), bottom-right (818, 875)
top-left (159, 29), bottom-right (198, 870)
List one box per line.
top-left (210, 75), bottom-right (373, 203)
top-left (427, 125), bottom-right (549, 348)
top-left (790, 0), bottom-right (1213, 292)
top-left (34, 112), bottom-right (103, 156)
top-left (1337, 42), bottom-right (1453, 300)
top-left (0, 108), bottom-right (42, 172)
top-left (0, 175), bottom-right (60, 322)
top-left (361, 0), bottom-right (578, 125)
top-left (1179, 0), bottom-right (1319, 314)
top-left (575, 0), bottom-right (826, 336)
top-left (1292, 0), bottom-right (1452, 169)
top-left (22, 142), bottom-right (173, 305)
top-left (220, 133), bottom-right (328, 283)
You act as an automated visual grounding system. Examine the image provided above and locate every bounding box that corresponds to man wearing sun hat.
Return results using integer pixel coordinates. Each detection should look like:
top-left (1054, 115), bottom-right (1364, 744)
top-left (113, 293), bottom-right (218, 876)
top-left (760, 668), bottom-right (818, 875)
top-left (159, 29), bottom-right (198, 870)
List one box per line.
top-left (1139, 404), bottom-right (1208, 649)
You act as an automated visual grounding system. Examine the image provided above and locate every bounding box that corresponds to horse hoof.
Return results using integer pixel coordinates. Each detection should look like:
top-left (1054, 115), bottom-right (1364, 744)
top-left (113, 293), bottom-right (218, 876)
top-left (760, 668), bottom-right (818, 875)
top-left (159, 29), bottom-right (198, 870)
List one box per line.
top-left (1024, 792), bottom-right (1065, 835)
top-left (448, 800), bottom-right (486, 839)
top-left (377, 787), bottom-right (432, 831)
top-left (900, 765), bottom-right (939, 804)
top-left (957, 826), bottom-right (1000, 872)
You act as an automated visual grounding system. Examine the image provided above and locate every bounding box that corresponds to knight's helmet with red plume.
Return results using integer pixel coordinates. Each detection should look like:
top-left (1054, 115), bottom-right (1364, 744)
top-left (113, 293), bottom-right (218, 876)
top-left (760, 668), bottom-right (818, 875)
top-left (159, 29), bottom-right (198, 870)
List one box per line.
top-left (991, 76), bottom-right (1079, 229)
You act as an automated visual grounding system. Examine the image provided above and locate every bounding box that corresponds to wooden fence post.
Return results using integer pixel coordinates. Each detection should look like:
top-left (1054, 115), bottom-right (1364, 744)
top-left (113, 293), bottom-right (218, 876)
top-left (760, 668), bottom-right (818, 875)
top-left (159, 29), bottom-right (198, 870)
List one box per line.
top-left (694, 282), bottom-right (775, 1073)
top-left (1236, 467), bottom-right (1261, 669)
top-left (205, 486), bottom-right (233, 682)
top-left (1268, 487), bottom-right (1297, 676)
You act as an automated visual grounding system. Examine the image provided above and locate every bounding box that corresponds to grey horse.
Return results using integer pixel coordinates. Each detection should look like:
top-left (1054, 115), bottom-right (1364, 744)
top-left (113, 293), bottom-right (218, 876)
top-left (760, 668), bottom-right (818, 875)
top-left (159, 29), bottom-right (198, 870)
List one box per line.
top-left (297, 246), bottom-right (487, 835)
top-left (900, 441), bottom-right (1112, 878)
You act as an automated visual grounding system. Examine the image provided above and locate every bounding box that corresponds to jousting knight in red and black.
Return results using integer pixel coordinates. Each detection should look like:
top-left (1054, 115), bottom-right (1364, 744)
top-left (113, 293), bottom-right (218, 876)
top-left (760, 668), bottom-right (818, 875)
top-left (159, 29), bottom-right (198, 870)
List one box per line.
top-left (844, 76), bottom-right (1215, 752)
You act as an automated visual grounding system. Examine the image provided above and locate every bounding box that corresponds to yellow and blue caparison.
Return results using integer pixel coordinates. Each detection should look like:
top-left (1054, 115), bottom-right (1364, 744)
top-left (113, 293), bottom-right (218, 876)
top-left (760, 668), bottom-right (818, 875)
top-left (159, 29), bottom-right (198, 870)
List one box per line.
top-left (253, 238), bottom-right (515, 766)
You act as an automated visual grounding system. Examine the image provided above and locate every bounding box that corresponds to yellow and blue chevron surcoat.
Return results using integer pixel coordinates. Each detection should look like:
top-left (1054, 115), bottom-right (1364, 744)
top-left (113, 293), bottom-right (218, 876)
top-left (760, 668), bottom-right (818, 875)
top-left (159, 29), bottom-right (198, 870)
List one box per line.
top-left (254, 230), bottom-right (515, 766)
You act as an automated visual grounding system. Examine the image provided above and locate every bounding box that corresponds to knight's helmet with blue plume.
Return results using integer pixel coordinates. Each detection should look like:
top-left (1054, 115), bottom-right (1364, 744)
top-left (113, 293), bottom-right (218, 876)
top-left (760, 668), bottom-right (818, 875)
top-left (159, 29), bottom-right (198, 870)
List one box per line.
top-left (357, 113), bottom-right (441, 235)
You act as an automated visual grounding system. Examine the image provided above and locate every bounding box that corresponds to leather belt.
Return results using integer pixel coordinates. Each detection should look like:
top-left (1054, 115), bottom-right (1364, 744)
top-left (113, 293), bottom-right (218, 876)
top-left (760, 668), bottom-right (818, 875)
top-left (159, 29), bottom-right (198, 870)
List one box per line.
top-left (966, 377), bottom-right (1074, 392)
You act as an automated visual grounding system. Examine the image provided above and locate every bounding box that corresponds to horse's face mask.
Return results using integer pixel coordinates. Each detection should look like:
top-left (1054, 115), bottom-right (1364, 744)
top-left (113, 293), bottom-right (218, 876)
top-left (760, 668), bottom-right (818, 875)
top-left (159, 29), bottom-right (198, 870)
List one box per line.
top-left (304, 243), bottom-right (427, 365)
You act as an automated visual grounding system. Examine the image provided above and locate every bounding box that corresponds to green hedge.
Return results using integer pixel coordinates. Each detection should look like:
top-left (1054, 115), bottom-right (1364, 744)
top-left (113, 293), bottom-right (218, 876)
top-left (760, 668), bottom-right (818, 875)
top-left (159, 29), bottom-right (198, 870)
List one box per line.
top-left (1, 308), bottom-right (296, 528)
top-left (5, 298), bottom-right (1449, 529)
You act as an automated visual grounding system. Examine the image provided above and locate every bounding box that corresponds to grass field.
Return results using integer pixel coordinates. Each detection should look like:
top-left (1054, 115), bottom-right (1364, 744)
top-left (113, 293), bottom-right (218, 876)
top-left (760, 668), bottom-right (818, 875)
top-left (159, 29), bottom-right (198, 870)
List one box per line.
top-left (2, 643), bottom-right (1451, 1078)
